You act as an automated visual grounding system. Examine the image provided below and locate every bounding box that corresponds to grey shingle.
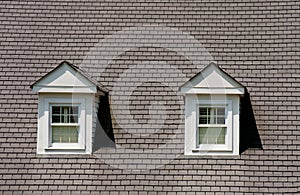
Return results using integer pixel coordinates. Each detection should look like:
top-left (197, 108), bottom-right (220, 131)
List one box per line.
top-left (0, 0), bottom-right (300, 194)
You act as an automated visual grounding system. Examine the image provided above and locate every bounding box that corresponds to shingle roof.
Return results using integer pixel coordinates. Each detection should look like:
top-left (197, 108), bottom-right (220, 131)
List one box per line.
top-left (1, 0), bottom-right (300, 194)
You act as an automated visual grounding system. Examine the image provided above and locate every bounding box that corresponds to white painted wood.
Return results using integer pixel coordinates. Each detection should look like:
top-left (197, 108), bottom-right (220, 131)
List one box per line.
top-left (32, 62), bottom-right (97, 93)
top-left (180, 87), bottom-right (244, 95)
top-left (184, 95), bottom-right (240, 156)
top-left (37, 93), bottom-right (94, 154)
top-left (180, 62), bottom-right (244, 95)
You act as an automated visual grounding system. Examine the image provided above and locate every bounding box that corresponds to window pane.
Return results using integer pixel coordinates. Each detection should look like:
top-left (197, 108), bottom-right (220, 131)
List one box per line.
top-left (199, 117), bottom-right (207, 124)
top-left (70, 106), bottom-right (78, 115)
top-left (199, 107), bottom-right (209, 124)
top-left (69, 114), bottom-right (78, 123)
top-left (199, 127), bottom-right (226, 145)
top-left (199, 108), bottom-right (208, 115)
top-left (52, 126), bottom-right (78, 143)
top-left (216, 108), bottom-right (225, 124)
top-left (52, 106), bottom-right (61, 114)
top-left (52, 106), bottom-right (61, 123)
top-left (217, 108), bottom-right (225, 115)
top-left (208, 108), bottom-right (216, 124)
top-left (52, 115), bottom-right (61, 123)
top-left (199, 107), bottom-right (226, 125)
top-left (51, 106), bottom-right (78, 124)
top-left (217, 117), bottom-right (225, 124)
top-left (62, 107), bottom-right (69, 123)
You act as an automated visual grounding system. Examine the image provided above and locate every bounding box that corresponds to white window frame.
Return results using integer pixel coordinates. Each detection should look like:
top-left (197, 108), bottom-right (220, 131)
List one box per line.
top-left (195, 100), bottom-right (233, 152)
top-left (44, 98), bottom-right (86, 150)
top-left (184, 95), bottom-right (240, 156)
top-left (36, 93), bottom-right (94, 155)
top-left (49, 103), bottom-right (84, 149)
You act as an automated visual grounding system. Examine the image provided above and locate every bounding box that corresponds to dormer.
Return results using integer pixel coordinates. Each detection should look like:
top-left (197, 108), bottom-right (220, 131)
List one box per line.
top-left (31, 61), bottom-right (107, 155)
top-left (180, 62), bottom-right (245, 156)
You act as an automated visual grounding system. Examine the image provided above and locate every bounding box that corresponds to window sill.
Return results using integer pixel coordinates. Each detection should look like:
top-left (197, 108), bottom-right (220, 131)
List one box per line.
top-left (192, 148), bottom-right (232, 152)
top-left (38, 147), bottom-right (89, 155)
top-left (36, 153), bottom-right (91, 158)
top-left (45, 146), bottom-right (85, 150)
top-left (187, 149), bottom-right (239, 157)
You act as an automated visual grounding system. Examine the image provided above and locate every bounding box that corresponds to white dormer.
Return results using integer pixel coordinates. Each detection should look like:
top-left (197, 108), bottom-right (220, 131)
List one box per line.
top-left (32, 61), bottom-right (106, 155)
top-left (180, 62), bottom-right (245, 156)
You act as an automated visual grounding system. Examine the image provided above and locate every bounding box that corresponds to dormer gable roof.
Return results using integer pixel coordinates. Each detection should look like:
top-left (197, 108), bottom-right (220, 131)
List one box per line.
top-left (180, 61), bottom-right (244, 95)
top-left (31, 61), bottom-right (107, 94)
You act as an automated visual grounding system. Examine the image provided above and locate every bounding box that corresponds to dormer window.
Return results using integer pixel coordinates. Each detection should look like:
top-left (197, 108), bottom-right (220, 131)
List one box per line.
top-left (51, 105), bottom-right (80, 144)
top-left (195, 100), bottom-right (233, 152)
top-left (31, 61), bottom-right (106, 154)
top-left (198, 105), bottom-right (228, 145)
top-left (180, 62), bottom-right (244, 156)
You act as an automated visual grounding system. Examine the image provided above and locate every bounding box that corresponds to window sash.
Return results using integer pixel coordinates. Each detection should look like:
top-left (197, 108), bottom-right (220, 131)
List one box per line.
top-left (195, 101), bottom-right (232, 151)
top-left (199, 107), bottom-right (226, 125)
top-left (49, 104), bottom-right (82, 147)
top-left (198, 127), bottom-right (226, 145)
top-left (52, 126), bottom-right (79, 143)
top-left (41, 97), bottom-right (87, 153)
top-left (51, 106), bottom-right (79, 124)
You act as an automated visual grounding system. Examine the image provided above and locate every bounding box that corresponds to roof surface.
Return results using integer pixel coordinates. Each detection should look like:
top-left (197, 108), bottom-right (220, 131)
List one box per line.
top-left (1, 0), bottom-right (300, 194)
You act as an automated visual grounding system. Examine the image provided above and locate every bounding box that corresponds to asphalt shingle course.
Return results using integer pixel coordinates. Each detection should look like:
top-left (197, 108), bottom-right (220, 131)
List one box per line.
top-left (0, 0), bottom-right (300, 194)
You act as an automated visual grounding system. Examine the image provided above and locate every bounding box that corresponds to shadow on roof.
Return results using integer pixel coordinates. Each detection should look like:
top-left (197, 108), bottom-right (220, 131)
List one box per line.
top-left (93, 93), bottom-right (116, 151)
top-left (240, 88), bottom-right (263, 154)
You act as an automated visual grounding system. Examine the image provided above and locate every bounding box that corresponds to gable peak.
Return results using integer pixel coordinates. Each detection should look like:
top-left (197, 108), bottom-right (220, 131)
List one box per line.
top-left (180, 61), bottom-right (244, 95)
top-left (31, 61), bottom-right (107, 94)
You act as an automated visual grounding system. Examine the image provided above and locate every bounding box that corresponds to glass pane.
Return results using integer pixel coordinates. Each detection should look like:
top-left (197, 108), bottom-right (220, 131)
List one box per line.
top-left (216, 107), bottom-right (225, 124)
top-left (52, 107), bottom-right (61, 114)
top-left (199, 108), bottom-right (208, 115)
top-left (199, 107), bottom-right (209, 124)
top-left (52, 126), bottom-right (78, 143)
top-left (199, 117), bottom-right (207, 124)
top-left (199, 127), bottom-right (226, 145)
top-left (217, 108), bottom-right (225, 115)
top-left (69, 114), bottom-right (78, 123)
top-left (52, 115), bottom-right (61, 123)
top-left (70, 107), bottom-right (78, 115)
top-left (51, 106), bottom-right (79, 124)
top-left (199, 107), bottom-right (226, 125)
top-left (52, 106), bottom-right (61, 123)
top-left (217, 117), bottom-right (225, 124)
top-left (62, 107), bottom-right (69, 123)
top-left (208, 108), bottom-right (215, 124)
